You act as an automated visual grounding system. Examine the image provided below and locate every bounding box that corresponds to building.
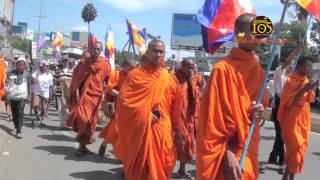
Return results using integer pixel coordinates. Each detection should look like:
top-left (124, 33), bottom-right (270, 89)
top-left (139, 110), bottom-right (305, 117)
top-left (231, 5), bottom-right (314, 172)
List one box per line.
top-left (17, 22), bottom-right (27, 34)
top-left (0, 0), bottom-right (15, 48)
top-left (13, 22), bottom-right (28, 38)
top-left (70, 26), bottom-right (88, 48)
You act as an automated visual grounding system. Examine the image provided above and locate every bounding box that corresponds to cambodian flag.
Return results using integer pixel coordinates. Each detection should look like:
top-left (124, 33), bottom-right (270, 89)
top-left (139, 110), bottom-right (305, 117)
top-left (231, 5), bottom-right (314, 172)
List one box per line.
top-left (295, 0), bottom-right (320, 22)
top-left (197, 0), bottom-right (255, 53)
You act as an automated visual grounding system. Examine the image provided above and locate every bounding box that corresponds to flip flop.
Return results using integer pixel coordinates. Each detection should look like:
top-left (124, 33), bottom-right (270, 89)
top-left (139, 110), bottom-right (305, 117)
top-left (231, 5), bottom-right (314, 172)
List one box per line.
top-left (83, 148), bottom-right (94, 155)
top-left (178, 172), bottom-right (194, 180)
top-left (75, 149), bottom-right (86, 156)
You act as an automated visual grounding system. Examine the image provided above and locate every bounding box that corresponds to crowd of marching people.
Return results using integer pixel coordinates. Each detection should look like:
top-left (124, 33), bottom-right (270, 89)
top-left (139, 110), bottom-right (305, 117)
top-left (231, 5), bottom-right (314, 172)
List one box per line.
top-left (1, 54), bottom-right (77, 138)
top-left (0, 13), bottom-right (318, 180)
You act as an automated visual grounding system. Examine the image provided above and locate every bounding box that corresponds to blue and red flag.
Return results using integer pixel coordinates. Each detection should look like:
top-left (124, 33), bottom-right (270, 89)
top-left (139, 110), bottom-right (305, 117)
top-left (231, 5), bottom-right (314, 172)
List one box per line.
top-left (197, 0), bottom-right (255, 54)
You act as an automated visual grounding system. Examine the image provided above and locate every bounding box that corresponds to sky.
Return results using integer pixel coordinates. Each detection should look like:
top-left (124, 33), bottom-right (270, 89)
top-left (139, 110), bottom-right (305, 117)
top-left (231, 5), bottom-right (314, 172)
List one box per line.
top-left (14, 0), bottom-right (290, 57)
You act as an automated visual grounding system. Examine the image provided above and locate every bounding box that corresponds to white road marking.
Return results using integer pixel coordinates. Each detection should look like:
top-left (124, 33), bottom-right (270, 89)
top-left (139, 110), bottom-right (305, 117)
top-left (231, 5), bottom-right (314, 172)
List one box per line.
top-left (2, 151), bottom-right (9, 156)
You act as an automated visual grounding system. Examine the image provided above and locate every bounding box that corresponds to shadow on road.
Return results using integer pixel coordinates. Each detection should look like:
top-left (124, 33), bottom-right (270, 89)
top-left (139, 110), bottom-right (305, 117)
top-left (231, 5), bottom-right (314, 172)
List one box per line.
top-left (38, 134), bottom-right (75, 142)
top-left (259, 161), bottom-right (284, 175)
top-left (69, 169), bottom-right (124, 180)
top-left (260, 135), bottom-right (275, 141)
top-left (24, 123), bottom-right (72, 131)
top-left (0, 124), bottom-right (17, 138)
top-left (33, 145), bottom-right (122, 164)
top-left (311, 152), bottom-right (320, 157)
top-left (48, 113), bottom-right (59, 117)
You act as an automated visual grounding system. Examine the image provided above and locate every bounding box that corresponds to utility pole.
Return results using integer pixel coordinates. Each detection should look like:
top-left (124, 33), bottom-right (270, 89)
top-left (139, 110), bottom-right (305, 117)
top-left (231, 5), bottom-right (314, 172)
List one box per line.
top-left (36, 0), bottom-right (46, 40)
top-left (35, 0), bottom-right (46, 61)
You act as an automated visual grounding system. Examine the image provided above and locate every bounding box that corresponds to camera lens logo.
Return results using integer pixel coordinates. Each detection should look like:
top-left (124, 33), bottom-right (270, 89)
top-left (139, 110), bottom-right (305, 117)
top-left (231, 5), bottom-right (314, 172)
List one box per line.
top-left (251, 16), bottom-right (273, 38)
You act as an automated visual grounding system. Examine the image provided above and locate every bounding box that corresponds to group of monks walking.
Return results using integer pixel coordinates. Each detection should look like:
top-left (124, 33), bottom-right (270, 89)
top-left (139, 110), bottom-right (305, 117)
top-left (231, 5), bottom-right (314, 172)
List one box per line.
top-left (65, 13), bottom-right (317, 180)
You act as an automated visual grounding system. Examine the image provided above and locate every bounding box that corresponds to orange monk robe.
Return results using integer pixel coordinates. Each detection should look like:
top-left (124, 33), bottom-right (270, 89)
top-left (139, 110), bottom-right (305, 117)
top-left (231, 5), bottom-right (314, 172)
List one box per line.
top-left (278, 73), bottom-right (315, 174)
top-left (171, 70), bottom-right (199, 161)
top-left (66, 57), bottom-right (111, 145)
top-left (193, 73), bottom-right (203, 134)
top-left (0, 56), bottom-right (6, 100)
top-left (116, 63), bottom-right (179, 180)
top-left (196, 47), bottom-right (269, 180)
top-left (99, 69), bottom-right (127, 159)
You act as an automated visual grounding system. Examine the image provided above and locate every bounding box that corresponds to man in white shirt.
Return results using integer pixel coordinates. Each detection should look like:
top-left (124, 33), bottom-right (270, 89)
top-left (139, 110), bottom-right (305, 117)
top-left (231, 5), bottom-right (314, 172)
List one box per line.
top-left (7, 57), bottom-right (31, 138)
top-left (268, 49), bottom-right (298, 166)
top-left (32, 59), bottom-right (53, 125)
top-left (266, 74), bottom-right (274, 107)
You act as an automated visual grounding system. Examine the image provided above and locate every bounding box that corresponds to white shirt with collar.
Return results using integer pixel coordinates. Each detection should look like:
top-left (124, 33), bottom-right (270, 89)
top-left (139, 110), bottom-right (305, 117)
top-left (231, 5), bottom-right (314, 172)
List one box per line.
top-left (273, 65), bottom-right (290, 95)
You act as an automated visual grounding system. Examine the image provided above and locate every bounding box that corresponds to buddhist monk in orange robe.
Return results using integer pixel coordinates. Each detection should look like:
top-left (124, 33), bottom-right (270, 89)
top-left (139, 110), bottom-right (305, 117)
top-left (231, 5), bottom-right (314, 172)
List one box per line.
top-left (98, 59), bottom-right (137, 158)
top-left (66, 42), bottom-right (111, 155)
top-left (196, 13), bottom-right (268, 180)
top-left (0, 53), bottom-right (7, 100)
top-left (171, 58), bottom-right (199, 179)
top-left (193, 64), bottom-right (204, 135)
top-left (116, 39), bottom-right (181, 180)
top-left (278, 58), bottom-right (316, 180)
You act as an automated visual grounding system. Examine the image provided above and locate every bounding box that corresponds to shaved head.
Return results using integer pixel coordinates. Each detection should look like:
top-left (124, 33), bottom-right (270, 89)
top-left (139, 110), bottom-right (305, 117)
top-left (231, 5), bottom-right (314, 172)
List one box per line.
top-left (181, 58), bottom-right (194, 67)
top-left (180, 58), bottom-right (195, 78)
top-left (234, 13), bottom-right (258, 52)
top-left (122, 59), bottom-right (137, 68)
top-left (235, 13), bottom-right (255, 33)
top-left (145, 39), bottom-right (166, 67)
top-left (148, 39), bottom-right (165, 49)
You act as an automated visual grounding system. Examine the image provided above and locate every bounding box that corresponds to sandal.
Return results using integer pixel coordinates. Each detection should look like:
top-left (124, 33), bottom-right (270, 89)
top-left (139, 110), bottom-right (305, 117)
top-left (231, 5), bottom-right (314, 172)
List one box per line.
top-left (83, 148), bottom-right (94, 155)
top-left (75, 149), bottom-right (86, 156)
top-left (178, 170), bottom-right (194, 180)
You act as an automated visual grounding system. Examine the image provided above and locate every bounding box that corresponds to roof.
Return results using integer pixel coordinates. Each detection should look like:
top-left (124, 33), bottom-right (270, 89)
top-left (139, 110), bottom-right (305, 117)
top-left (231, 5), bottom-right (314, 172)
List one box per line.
top-left (0, 48), bottom-right (26, 60)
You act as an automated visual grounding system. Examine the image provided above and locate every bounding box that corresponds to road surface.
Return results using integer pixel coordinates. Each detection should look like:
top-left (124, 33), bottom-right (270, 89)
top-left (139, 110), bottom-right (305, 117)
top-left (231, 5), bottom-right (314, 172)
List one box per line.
top-left (0, 106), bottom-right (319, 180)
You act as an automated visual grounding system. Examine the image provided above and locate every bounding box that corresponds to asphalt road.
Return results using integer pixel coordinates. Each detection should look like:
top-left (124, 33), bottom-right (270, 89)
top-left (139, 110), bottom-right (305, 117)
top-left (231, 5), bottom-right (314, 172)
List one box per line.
top-left (0, 106), bottom-right (319, 180)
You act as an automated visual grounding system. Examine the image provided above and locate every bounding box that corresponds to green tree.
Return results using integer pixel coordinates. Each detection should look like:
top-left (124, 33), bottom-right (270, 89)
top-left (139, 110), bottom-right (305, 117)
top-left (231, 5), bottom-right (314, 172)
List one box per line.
top-left (310, 22), bottom-right (320, 56)
top-left (11, 36), bottom-right (31, 54)
top-left (114, 49), bottom-right (139, 66)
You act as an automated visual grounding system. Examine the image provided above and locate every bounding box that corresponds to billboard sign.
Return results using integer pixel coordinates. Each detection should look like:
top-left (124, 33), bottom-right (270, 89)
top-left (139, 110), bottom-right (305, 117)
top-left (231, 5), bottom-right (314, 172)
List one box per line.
top-left (171, 14), bottom-right (202, 50)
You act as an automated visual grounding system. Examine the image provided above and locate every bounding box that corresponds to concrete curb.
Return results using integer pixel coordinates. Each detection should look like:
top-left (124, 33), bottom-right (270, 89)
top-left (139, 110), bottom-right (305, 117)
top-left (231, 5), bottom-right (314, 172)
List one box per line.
top-left (264, 108), bottom-right (320, 133)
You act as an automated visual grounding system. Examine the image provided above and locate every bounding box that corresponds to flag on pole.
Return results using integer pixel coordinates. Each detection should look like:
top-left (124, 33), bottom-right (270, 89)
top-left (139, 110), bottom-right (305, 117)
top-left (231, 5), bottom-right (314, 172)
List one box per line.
top-left (295, 0), bottom-right (320, 21)
top-left (36, 36), bottom-right (45, 52)
top-left (104, 26), bottom-right (115, 59)
top-left (126, 19), bottom-right (147, 47)
top-left (52, 32), bottom-right (64, 52)
top-left (197, 0), bottom-right (255, 54)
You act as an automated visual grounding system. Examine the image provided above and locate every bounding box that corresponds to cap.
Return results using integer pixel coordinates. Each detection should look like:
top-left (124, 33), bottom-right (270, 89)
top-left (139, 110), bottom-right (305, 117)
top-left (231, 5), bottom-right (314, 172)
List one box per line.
top-left (17, 57), bottom-right (27, 64)
top-left (39, 59), bottom-right (49, 67)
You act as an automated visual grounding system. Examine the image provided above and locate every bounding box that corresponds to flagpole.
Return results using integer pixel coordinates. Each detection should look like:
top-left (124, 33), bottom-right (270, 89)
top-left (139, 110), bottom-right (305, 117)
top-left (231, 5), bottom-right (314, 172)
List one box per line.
top-left (239, 0), bottom-right (289, 170)
top-left (292, 15), bottom-right (313, 71)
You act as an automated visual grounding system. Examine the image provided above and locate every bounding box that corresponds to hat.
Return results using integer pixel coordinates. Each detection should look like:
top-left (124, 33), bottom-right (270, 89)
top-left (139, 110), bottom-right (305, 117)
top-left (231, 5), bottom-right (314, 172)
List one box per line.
top-left (39, 59), bottom-right (49, 67)
top-left (17, 57), bottom-right (27, 64)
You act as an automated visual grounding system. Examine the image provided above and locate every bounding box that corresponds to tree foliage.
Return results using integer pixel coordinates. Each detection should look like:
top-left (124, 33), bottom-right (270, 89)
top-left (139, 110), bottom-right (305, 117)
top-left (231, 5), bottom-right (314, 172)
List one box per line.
top-left (11, 36), bottom-right (31, 53)
top-left (310, 22), bottom-right (320, 56)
